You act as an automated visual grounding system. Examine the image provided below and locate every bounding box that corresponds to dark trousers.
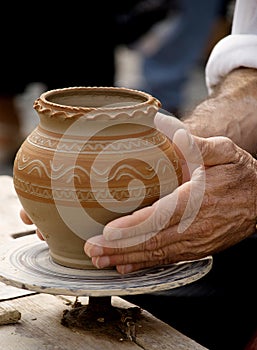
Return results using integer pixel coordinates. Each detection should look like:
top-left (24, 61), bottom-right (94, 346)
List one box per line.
top-left (125, 234), bottom-right (257, 350)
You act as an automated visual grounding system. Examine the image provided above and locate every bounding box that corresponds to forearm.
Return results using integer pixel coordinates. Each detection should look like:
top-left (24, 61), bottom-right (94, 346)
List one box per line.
top-left (183, 68), bottom-right (257, 155)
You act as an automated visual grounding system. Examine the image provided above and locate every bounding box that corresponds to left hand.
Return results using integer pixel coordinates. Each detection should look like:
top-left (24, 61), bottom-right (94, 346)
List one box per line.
top-left (84, 113), bottom-right (257, 274)
top-left (19, 209), bottom-right (44, 240)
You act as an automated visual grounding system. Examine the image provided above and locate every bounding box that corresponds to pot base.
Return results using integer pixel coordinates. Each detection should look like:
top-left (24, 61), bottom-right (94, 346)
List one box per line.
top-left (50, 250), bottom-right (108, 270)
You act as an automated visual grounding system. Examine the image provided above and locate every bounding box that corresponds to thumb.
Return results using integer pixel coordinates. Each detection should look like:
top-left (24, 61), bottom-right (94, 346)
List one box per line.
top-left (192, 135), bottom-right (239, 166)
top-left (175, 131), bottom-right (238, 167)
top-left (154, 111), bottom-right (188, 140)
top-left (155, 112), bottom-right (238, 166)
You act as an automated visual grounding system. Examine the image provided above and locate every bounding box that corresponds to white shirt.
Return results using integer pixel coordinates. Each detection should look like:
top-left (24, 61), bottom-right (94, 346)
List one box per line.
top-left (206, 0), bottom-right (257, 94)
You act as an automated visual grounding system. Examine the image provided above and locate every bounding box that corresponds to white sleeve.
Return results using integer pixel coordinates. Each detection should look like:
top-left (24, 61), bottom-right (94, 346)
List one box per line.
top-left (205, 0), bottom-right (257, 94)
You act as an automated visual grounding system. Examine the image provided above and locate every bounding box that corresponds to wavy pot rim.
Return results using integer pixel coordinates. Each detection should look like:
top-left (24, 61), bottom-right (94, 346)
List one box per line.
top-left (33, 86), bottom-right (162, 121)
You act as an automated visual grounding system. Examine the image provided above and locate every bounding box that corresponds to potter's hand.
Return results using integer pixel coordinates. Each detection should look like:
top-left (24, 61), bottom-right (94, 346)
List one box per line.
top-left (84, 113), bottom-right (257, 274)
top-left (20, 208), bottom-right (44, 240)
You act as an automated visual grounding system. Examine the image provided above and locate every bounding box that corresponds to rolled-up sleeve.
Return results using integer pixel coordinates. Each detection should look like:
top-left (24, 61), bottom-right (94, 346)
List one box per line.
top-left (206, 0), bottom-right (257, 94)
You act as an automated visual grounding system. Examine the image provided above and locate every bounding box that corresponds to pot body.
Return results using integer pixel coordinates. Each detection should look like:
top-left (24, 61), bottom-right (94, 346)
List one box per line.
top-left (13, 86), bottom-right (182, 269)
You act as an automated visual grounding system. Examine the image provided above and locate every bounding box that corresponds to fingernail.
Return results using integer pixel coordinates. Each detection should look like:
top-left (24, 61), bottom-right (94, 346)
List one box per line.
top-left (93, 256), bottom-right (110, 268)
top-left (85, 246), bottom-right (103, 258)
top-left (117, 264), bottom-right (133, 274)
top-left (104, 226), bottom-right (122, 240)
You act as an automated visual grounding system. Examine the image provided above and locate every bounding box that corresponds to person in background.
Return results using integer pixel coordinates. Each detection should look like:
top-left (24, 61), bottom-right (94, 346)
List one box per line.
top-left (133, 0), bottom-right (232, 116)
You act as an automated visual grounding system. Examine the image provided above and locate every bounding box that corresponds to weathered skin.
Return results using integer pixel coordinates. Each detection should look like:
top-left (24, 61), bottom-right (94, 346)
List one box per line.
top-left (83, 68), bottom-right (257, 273)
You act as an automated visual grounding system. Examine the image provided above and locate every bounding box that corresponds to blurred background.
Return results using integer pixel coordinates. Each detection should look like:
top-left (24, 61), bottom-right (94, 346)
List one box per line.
top-left (0, 0), bottom-right (235, 176)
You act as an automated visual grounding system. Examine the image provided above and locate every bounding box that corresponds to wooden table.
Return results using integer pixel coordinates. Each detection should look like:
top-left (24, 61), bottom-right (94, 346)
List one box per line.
top-left (0, 175), bottom-right (208, 350)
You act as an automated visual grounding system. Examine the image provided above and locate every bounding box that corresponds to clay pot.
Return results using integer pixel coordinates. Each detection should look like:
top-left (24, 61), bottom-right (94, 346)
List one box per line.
top-left (13, 86), bottom-right (182, 269)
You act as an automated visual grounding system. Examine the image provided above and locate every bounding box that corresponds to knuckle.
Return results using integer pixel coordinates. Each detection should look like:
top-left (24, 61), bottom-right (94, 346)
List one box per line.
top-left (151, 248), bottom-right (167, 260)
top-left (145, 235), bottom-right (159, 250)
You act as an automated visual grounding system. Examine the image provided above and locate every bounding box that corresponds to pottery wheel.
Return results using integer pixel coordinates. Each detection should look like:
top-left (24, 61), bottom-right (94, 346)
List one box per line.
top-left (0, 234), bottom-right (213, 297)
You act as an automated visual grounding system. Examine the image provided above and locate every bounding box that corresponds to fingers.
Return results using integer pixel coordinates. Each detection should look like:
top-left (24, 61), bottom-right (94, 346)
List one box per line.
top-left (193, 135), bottom-right (240, 166)
top-left (103, 206), bottom-right (156, 240)
top-left (85, 231), bottom-right (156, 254)
top-left (20, 208), bottom-right (45, 241)
top-left (91, 250), bottom-right (166, 273)
top-left (101, 185), bottom-right (181, 242)
top-left (101, 165), bottom-right (204, 242)
top-left (20, 208), bottom-right (33, 225)
top-left (155, 112), bottom-right (240, 166)
top-left (155, 113), bottom-right (204, 181)
top-left (85, 181), bottom-right (192, 257)
top-left (87, 227), bottom-right (195, 274)
top-left (88, 237), bottom-right (172, 272)
top-left (84, 165), bottom-right (207, 272)
top-left (154, 111), bottom-right (188, 140)
top-left (36, 229), bottom-right (45, 241)
top-left (116, 262), bottom-right (158, 274)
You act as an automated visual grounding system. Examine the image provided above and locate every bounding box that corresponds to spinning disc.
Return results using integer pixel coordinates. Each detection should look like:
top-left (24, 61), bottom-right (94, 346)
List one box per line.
top-left (0, 235), bottom-right (212, 297)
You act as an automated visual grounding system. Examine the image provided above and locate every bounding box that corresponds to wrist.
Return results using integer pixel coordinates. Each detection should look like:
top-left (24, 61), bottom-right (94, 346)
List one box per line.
top-left (183, 68), bottom-right (257, 155)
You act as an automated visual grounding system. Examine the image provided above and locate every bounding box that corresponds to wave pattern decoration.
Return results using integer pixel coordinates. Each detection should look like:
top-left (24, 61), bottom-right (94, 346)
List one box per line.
top-left (28, 128), bottom-right (166, 154)
top-left (13, 177), bottom-right (175, 205)
top-left (15, 150), bottom-right (177, 184)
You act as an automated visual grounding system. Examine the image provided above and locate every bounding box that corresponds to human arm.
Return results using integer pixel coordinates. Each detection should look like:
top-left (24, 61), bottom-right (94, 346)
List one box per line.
top-left (183, 67), bottom-right (257, 155)
top-left (184, 0), bottom-right (257, 153)
top-left (83, 104), bottom-right (257, 273)
top-left (183, 0), bottom-right (257, 153)
top-left (83, 0), bottom-right (257, 273)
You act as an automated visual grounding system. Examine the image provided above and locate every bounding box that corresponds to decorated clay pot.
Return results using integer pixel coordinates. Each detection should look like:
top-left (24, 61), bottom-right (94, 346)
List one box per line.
top-left (13, 86), bottom-right (182, 269)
